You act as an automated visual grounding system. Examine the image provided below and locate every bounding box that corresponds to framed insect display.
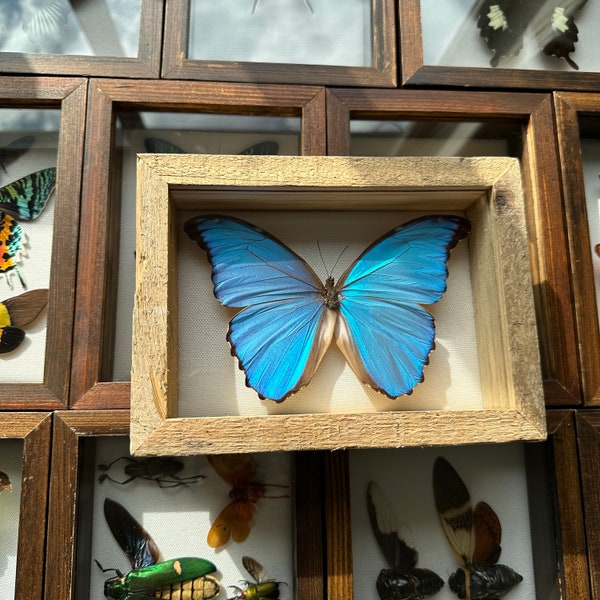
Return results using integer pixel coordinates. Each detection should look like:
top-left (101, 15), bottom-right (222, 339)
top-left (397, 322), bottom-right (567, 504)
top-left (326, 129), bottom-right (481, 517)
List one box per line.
top-left (399, 0), bottom-right (600, 90)
top-left (0, 412), bottom-right (52, 600)
top-left (45, 412), bottom-right (319, 600)
top-left (130, 153), bottom-right (544, 455)
top-left (0, 0), bottom-right (162, 78)
top-left (70, 79), bottom-right (325, 410)
top-left (161, 0), bottom-right (396, 87)
top-left (0, 78), bottom-right (85, 409)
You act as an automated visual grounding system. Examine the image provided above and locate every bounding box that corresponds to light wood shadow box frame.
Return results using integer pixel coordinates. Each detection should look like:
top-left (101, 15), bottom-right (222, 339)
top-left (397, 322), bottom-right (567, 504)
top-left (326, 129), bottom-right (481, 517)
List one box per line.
top-left (0, 412), bottom-right (52, 600)
top-left (162, 0), bottom-right (396, 87)
top-left (554, 93), bottom-right (600, 407)
top-left (44, 410), bottom-right (324, 600)
top-left (399, 0), bottom-right (600, 91)
top-left (324, 410), bottom-right (591, 600)
top-left (327, 89), bottom-right (579, 407)
top-left (130, 154), bottom-right (546, 455)
top-left (0, 77), bottom-right (86, 410)
top-left (70, 79), bottom-right (326, 410)
top-left (0, 0), bottom-right (162, 78)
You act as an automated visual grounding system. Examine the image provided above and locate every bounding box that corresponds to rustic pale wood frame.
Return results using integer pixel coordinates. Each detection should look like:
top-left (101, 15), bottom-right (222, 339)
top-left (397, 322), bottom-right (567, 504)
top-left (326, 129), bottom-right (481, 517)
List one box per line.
top-left (0, 77), bottom-right (86, 410)
top-left (44, 411), bottom-right (323, 600)
top-left (70, 79), bottom-right (326, 410)
top-left (399, 0), bottom-right (600, 91)
top-left (324, 410), bottom-right (590, 600)
top-left (0, 412), bottom-right (52, 600)
top-left (0, 0), bottom-right (162, 78)
top-left (162, 0), bottom-right (396, 87)
top-left (327, 89), bottom-right (578, 406)
top-left (554, 93), bottom-right (600, 407)
top-left (131, 154), bottom-right (545, 455)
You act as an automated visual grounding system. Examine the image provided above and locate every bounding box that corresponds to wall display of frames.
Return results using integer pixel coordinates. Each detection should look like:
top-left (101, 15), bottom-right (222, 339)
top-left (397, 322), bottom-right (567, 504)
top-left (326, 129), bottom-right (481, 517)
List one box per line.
top-left (45, 411), bottom-right (323, 600)
top-left (70, 79), bottom-right (325, 410)
top-left (0, 78), bottom-right (86, 410)
top-left (0, 0), bottom-right (162, 78)
top-left (399, 0), bottom-right (600, 90)
top-left (326, 89), bottom-right (579, 407)
top-left (554, 93), bottom-right (600, 406)
top-left (0, 412), bottom-right (52, 600)
top-left (162, 0), bottom-right (396, 87)
top-left (323, 410), bottom-right (590, 600)
top-left (130, 153), bottom-right (545, 455)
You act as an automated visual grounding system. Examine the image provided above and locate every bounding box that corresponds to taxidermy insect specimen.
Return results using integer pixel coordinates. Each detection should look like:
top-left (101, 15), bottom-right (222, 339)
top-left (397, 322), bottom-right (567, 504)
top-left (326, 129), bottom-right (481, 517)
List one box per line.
top-left (0, 288), bottom-right (48, 354)
top-left (229, 556), bottom-right (284, 599)
top-left (98, 456), bottom-right (206, 488)
top-left (432, 457), bottom-right (523, 599)
top-left (98, 497), bottom-right (220, 600)
top-left (206, 453), bottom-right (288, 547)
top-left (477, 0), bottom-right (588, 69)
top-left (0, 470), bottom-right (12, 493)
top-left (0, 168), bottom-right (56, 288)
top-left (184, 214), bottom-right (470, 402)
top-left (144, 137), bottom-right (279, 156)
top-left (367, 481), bottom-right (443, 600)
top-left (0, 136), bottom-right (34, 174)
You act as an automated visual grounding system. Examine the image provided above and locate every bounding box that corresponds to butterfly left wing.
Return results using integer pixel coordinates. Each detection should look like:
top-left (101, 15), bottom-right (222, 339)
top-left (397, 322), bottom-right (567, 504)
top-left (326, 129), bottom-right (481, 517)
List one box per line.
top-left (0, 212), bottom-right (26, 287)
top-left (336, 215), bottom-right (469, 398)
top-left (0, 168), bottom-right (56, 220)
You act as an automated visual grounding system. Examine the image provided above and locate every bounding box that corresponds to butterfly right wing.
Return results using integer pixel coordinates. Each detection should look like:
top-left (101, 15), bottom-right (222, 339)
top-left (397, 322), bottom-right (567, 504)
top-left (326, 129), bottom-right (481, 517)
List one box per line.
top-left (0, 168), bottom-right (56, 220)
top-left (185, 215), bottom-right (336, 401)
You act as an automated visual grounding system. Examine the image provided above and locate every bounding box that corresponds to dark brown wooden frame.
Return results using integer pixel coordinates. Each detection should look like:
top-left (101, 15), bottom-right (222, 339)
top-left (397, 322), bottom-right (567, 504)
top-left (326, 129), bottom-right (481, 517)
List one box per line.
top-left (45, 411), bottom-right (323, 600)
top-left (398, 0), bottom-right (600, 91)
top-left (576, 410), bottom-right (600, 600)
top-left (326, 89), bottom-right (578, 406)
top-left (0, 0), bottom-right (162, 78)
top-left (0, 77), bottom-right (86, 410)
top-left (161, 0), bottom-right (396, 87)
top-left (554, 93), bottom-right (600, 406)
top-left (324, 411), bottom-right (590, 599)
top-left (0, 412), bottom-right (52, 600)
top-left (70, 79), bottom-right (326, 409)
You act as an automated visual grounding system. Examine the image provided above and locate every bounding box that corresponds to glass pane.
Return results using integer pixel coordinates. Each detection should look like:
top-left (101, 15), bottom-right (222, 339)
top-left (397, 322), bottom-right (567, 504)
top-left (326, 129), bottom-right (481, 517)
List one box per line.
top-left (187, 0), bottom-right (372, 67)
top-left (0, 108), bottom-right (59, 383)
top-left (110, 111), bottom-right (301, 382)
top-left (421, 0), bottom-right (600, 72)
top-left (0, 0), bottom-right (141, 57)
top-left (350, 120), bottom-right (522, 157)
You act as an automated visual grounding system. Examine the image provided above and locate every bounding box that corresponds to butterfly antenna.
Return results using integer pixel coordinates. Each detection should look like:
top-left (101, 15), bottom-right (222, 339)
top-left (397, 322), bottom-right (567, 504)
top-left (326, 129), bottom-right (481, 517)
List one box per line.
top-left (319, 241), bottom-right (349, 280)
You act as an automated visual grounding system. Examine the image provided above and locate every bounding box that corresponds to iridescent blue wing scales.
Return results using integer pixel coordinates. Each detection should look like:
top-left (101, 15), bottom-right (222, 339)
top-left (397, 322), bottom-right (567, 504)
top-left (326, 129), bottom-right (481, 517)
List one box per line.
top-left (0, 168), bottom-right (56, 220)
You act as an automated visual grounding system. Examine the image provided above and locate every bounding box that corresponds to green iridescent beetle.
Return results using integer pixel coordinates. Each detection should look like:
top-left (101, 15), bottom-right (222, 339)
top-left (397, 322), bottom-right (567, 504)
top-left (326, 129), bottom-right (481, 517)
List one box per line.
top-left (97, 497), bottom-right (220, 600)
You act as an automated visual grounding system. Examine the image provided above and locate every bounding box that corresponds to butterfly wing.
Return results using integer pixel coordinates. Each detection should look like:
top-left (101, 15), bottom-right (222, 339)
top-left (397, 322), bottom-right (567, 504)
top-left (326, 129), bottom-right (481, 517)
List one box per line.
top-left (0, 168), bottom-right (56, 220)
top-left (335, 215), bottom-right (469, 398)
top-left (0, 135), bottom-right (34, 173)
top-left (185, 215), bottom-right (336, 401)
top-left (0, 212), bottom-right (26, 287)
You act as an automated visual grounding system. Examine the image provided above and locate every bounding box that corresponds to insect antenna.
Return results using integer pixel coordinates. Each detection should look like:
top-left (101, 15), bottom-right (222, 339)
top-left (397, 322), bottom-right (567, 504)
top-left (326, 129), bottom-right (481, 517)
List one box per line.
top-left (94, 560), bottom-right (123, 577)
top-left (318, 239), bottom-right (349, 281)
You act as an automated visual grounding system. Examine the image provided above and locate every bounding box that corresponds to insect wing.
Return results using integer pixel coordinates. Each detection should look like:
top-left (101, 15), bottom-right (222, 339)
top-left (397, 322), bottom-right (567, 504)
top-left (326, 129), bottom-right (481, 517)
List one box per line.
top-left (0, 326), bottom-right (25, 353)
top-left (336, 215), bottom-right (470, 398)
top-left (144, 137), bottom-right (187, 154)
top-left (103, 497), bottom-right (162, 569)
top-left (473, 501), bottom-right (502, 565)
top-left (207, 500), bottom-right (257, 547)
top-left (0, 135), bottom-right (34, 173)
top-left (208, 453), bottom-right (257, 486)
top-left (0, 212), bottom-right (25, 285)
top-left (238, 142), bottom-right (279, 155)
top-left (432, 457), bottom-right (475, 565)
top-left (0, 469), bottom-right (12, 492)
top-left (185, 214), bottom-right (335, 401)
top-left (0, 168), bottom-right (56, 220)
top-left (1, 288), bottom-right (48, 327)
top-left (242, 555), bottom-right (269, 583)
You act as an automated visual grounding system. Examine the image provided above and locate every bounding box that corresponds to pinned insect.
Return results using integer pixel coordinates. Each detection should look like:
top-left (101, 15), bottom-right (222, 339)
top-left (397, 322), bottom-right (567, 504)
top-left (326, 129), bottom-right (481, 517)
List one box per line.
top-left (476, 0), bottom-right (588, 70)
top-left (144, 137), bottom-right (279, 156)
top-left (0, 288), bottom-right (48, 354)
top-left (432, 457), bottom-right (523, 600)
top-left (0, 167), bottom-right (56, 287)
top-left (207, 453), bottom-right (288, 548)
top-left (0, 469), bottom-right (12, 493)
top-left (229, 556), bottom-right (284, 600)
top-left (594, 243), bottom-right (600, 257)
top-left (97, 497), bottom-right (220, 600)
top-left (367, 481), bottom-right (443, 600)
top-left (0, 135), bottom-right (34, 174)
top-left (98, 456), bottom-right (205, 488)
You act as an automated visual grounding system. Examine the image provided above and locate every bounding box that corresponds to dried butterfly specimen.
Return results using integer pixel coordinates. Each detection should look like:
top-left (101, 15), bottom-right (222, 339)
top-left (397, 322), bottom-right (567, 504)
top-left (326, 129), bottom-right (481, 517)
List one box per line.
top-left (0, 288), bottom-right (48, 354)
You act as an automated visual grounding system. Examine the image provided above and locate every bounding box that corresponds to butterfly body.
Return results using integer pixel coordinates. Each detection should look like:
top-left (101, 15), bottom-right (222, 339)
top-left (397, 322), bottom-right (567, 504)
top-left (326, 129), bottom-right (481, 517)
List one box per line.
top-left (185, 214), bottom-right (469, 402)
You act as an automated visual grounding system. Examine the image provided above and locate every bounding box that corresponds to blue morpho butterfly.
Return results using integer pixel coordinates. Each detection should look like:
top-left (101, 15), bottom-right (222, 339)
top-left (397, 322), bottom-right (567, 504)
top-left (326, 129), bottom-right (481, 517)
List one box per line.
top-left (477, 0), bottom-right (588, 69)
top-left (184, 214), bottom-right (470, 402)
top-left (144, 137), bottom-right (279, 156)
top-left (0, 167), bottom-right (56, 287)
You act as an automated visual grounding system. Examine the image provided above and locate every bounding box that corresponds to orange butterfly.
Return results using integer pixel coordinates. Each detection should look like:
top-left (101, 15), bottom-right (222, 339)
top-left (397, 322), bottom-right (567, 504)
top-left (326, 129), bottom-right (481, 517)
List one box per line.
top-left (206, 454), bottom-right (287, 548)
